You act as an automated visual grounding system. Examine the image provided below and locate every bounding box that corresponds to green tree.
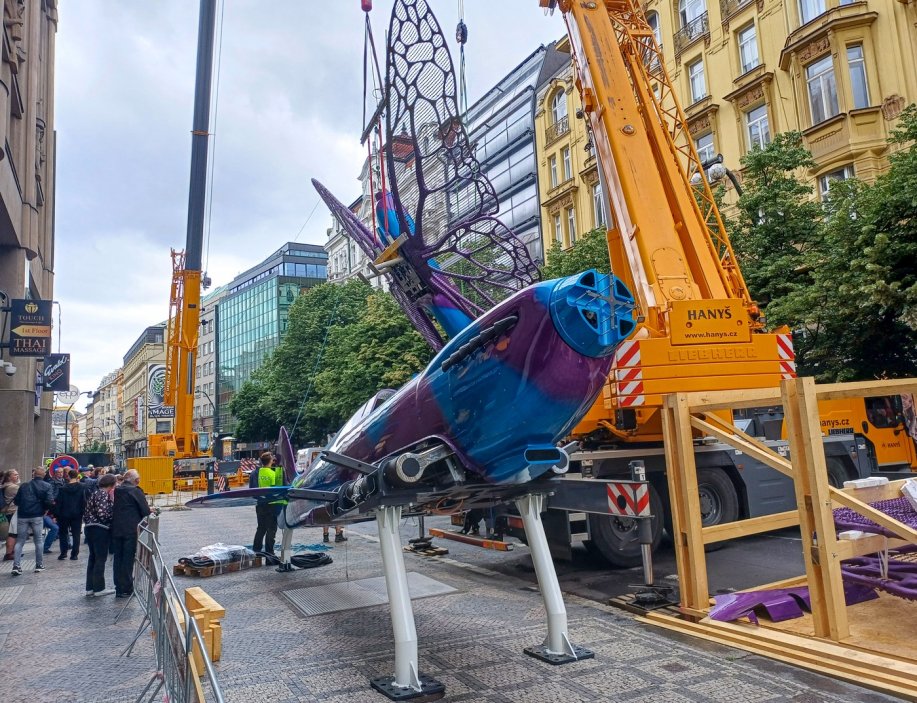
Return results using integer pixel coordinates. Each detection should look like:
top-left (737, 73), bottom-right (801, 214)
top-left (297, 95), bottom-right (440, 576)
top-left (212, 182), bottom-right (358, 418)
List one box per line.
top-left (731, 132), bottom-right (821, 326)
top-left (230, 368), bottom-right (280, 443)
top-left (540, 227), bottom-right (611, 280)
top-left (730, 112), bottom-right (917, 381)
top-left (229, 280), bottom-right (434, 445)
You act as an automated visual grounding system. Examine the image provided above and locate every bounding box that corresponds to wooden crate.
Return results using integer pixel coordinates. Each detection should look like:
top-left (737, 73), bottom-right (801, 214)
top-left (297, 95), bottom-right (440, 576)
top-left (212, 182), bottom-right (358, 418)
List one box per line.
top-left (655, 377), bottom-right (917, 700)
top-left (173, 556), bottom-right (262, 578)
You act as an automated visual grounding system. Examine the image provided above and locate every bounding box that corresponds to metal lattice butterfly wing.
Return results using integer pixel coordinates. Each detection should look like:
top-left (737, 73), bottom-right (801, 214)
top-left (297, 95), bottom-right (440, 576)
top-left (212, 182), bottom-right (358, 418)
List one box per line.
top-left (312, 179), bottom-right (446, 351)
top-left (383, 0), bottom-right (540, 317)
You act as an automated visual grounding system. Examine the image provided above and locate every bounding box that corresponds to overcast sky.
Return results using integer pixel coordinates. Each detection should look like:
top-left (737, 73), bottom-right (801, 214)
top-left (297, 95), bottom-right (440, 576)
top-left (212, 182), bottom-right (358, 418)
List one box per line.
top-left (55, 1), bottom-right (560, 409)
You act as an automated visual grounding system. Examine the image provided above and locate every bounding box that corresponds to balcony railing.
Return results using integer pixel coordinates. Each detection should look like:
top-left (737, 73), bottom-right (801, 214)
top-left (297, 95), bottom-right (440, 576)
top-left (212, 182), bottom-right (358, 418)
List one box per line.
top-left (720, 0), bottom-right (754, 21)
top-left (673, 12), bottom-right (709, 57)
top-left (545, 115), bottom-right (570, 144)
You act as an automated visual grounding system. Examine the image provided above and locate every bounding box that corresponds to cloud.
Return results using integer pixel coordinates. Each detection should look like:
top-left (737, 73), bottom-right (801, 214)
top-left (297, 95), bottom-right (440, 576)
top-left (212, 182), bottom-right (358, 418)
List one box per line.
top-left (54, 0), bottom-right (560, 407)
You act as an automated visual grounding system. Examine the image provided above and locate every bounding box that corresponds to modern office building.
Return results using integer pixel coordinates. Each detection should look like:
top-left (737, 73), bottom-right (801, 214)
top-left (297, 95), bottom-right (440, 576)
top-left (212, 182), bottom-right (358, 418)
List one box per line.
top-left (645, 0), bottom-right (916, 194)
top-left (193, 284), bottom-right (226, 440)
top-left (534, 39), bottom-right (608, 256)
top-left (446, 43), bottom-right (568, 264)
top-left (121, 325), bottom-right (167, 459)
top-left (0, 3), bottom-right (58, 468)
top-left (216, 242), bottom-right (328, 433)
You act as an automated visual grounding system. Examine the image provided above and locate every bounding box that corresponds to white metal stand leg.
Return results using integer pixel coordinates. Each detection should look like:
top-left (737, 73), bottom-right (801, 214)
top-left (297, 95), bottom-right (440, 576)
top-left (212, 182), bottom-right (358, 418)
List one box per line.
top-left (276, 527), bottom-right (294, 572)
top-left (370, 505), bottom-right (444, 701)
top-left (516, 494), bottom-right (594, 665)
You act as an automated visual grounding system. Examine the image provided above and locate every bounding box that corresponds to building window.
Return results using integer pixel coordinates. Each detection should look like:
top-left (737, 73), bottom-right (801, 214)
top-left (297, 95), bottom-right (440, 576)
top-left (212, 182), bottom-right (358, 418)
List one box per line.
top-left (566, 207), bottom-right (577, 243)
top-left (695, 132), bottom-right (715, 163)
top-left (562, 146), bottom-right (572, 181)
top-left (688, 59), bottom-right (706, 103)
top-left (592, 183), bottom-right (606, 228)
top-left (806, 55), bottom-right (839, 125)
top-left (745, 104), bottom-right (771, 151)
top-left (549, 155), bottom-right (558, 188)
top-left (847, 45), bottom-right (869, 109)
top-left (553, 213), bottom-right (562, 243)
top-left (551, 90), bottom-right (567, 124)
top-left (679, 0), bottom-right (706, 27)
top-left (738, 24), bottom-right (759, 74)
top-left (647, 11), bottom-right (661, 49)
top-left (818, 165), bottom-right (855, 200)
top-left (798, 0), bottom-right (825, 24)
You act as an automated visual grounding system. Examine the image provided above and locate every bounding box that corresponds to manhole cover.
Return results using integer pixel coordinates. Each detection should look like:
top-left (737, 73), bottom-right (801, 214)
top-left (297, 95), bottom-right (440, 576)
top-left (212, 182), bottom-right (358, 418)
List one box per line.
top-left (282, 571), bottom-right (457, 616)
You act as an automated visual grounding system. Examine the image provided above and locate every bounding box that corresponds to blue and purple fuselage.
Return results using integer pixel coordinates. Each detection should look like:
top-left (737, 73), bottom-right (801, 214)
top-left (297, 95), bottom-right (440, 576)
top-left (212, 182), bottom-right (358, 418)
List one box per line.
top-left (277, 268), bottom-right (635, 528)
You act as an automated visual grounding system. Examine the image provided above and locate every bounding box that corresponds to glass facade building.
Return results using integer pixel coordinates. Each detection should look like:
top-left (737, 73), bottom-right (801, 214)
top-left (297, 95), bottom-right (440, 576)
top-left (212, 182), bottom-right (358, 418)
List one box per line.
top-left (216, 242), bottom-right (328, 433)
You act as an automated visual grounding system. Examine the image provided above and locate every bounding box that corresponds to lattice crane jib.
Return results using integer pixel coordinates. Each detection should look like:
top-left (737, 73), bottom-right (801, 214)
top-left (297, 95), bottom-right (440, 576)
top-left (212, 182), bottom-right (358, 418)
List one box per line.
top-left (551, 0), bottom-right (760, 334)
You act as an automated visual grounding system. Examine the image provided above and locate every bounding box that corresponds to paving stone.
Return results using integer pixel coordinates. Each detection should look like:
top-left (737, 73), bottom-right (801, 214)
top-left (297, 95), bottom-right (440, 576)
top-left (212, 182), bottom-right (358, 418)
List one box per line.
top-left (0, 507), bottom-right (904, 702)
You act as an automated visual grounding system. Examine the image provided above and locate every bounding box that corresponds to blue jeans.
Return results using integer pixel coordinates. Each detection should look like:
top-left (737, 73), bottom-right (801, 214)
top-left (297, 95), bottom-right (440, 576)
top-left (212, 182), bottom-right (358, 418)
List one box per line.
top-left (43, 515), bottom-right (59, 552)
top-left (14, 516), bottom-right (44, 568)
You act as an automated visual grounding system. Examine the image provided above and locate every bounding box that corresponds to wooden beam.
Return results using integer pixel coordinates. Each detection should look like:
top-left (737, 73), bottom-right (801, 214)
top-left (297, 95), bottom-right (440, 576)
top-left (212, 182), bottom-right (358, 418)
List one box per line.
top-left (836, 535), bottom-right (910, 560)
top-left (782, 377), bottom-right (849, 641)
top-left (702, 510), bottom-right (800, 544)
top-left (666, 393), bottom-right (709, 611)
top-left (642, 613), bottom-right (917, 699)
top-left (829, 486), bottom-right (917, 544)
top-left (840, 478), bottom-right (911, 505)
top-left (815, 377), bottom-right (917, 401)
top-left (692, 414), bottom-right (793, 477)
top-left (677, 387), bottom-right (782, 413)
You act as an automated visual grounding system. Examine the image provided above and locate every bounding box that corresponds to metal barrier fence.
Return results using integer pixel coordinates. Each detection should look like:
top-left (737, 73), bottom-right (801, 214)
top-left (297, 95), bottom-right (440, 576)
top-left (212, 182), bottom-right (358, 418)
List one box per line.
top-left (121, 514), bottom-right (225, 703)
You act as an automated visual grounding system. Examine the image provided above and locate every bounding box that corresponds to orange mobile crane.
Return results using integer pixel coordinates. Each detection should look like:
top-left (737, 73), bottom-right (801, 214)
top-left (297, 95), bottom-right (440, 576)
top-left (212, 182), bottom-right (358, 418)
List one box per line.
top-left (142, 1), bottom-right (217, 485)
top-left (503, 1), bottom-right (917, 565)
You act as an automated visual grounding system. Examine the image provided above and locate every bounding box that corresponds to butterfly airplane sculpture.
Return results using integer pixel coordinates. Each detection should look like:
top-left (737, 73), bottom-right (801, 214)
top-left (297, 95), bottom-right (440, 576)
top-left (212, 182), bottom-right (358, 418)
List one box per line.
top-left (190, 0), bottom-right (640, 698)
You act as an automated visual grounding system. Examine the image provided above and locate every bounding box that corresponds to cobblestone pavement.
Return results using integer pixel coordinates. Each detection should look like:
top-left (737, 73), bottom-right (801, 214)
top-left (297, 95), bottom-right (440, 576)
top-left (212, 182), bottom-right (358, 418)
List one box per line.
top-left (0, 504), bottom-right (902, 703)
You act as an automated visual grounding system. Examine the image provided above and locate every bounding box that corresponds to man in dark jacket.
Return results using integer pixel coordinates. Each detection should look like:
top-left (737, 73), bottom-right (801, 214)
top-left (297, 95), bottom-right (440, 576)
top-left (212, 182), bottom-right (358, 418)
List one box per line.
top-left (110, 469), bottom-right (150, 598)
top-left (12, 467), bottom-right (55, 575)
top-left (54, 469), bottom-right (86, 560)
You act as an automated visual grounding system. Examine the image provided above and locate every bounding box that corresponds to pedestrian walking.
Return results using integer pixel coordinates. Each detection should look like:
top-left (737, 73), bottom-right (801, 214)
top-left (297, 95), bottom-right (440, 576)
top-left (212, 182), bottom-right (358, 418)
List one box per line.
top-left (11, 467), bottom-right (55, 576)
top-left (84, 473), bottom-right (116, 596)
top-left (1, 470), bottom-right (21, 560)
top-left (54, 469), bottom-right (86, 560)
top-left (250, 452), bottom-right (283, 554)
top-left (42, 468), bottom-right (63, 554)
top-left (110, 469), bottom-right (150, 598)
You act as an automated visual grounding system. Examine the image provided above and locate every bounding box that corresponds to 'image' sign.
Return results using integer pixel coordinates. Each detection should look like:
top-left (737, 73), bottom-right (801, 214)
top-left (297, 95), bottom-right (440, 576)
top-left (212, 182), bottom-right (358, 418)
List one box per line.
top-left (9, 299), bottom-right (52, 356)
top-left (44, 353), bottom-right (71, 391)
top-left (147, 363), bottom-right (175, 418)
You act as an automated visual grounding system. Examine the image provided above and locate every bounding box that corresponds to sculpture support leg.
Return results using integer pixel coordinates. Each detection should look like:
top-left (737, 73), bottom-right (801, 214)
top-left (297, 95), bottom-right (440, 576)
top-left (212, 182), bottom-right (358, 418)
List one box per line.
top-left (276, 526), bottom-right (294, 573)
top-left (516, 493), bottom-right (594, 665)
top-left (370, 505), bottom-right (444, 701)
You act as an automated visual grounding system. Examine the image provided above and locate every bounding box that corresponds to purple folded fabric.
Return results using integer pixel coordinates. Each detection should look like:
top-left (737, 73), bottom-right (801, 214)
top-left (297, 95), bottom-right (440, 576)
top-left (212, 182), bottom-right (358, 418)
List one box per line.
top-left (834, 497), bottom-right (917, 537)
top-left (709, 583), bottom-right (878, 624)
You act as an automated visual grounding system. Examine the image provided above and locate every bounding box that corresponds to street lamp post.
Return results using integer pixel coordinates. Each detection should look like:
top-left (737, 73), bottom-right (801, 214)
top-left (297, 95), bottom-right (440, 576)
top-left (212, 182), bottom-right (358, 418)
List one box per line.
top-left (64, 391), bottom-right (93, 454)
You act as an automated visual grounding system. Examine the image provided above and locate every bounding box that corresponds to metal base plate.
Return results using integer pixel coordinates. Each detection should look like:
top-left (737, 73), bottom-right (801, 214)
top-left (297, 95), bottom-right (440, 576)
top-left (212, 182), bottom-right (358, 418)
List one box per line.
top-left (370, 674), bottom-right (445, 701)
top-left (282, 572), bottom-right (457, 616)
top-left (524, 643), bottom-right (594, 665)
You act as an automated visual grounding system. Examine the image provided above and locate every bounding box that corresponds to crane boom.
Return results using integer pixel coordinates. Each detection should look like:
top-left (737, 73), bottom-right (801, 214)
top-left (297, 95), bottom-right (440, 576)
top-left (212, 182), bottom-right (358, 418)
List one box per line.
top-left (152, 0), bottom-right (217, 459)
top-left (543, 0), bottom-right (786, 443)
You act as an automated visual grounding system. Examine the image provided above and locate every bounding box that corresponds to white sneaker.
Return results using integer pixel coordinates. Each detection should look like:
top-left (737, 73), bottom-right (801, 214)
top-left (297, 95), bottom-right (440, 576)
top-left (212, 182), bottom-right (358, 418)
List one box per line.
top-left (93, 588), bottom-right (116, 597)
top-left (85, 590), bottom-right (94, 597)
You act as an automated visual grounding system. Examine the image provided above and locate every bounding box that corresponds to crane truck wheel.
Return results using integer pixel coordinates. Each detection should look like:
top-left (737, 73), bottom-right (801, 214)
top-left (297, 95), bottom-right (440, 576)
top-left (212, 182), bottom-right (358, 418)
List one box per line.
top-left (585, 484), bottom-right (664, 568)
top-left (825, 457), bottom-right (852, 488)
top-left (695, 468), bottom-right (740, 553)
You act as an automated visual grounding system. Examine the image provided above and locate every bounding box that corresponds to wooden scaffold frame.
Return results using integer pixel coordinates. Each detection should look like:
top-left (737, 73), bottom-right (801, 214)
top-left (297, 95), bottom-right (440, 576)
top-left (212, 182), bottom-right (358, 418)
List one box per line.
top-left (647, 376), bottom-right (917, 700)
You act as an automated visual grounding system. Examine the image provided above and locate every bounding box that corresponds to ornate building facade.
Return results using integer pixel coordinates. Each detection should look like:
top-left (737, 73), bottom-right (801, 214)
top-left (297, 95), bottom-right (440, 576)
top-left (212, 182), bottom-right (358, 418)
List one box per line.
top-left (646, 0), bottom-right (917, 193)
top-left (0, 1), bottom-right (58, 468)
